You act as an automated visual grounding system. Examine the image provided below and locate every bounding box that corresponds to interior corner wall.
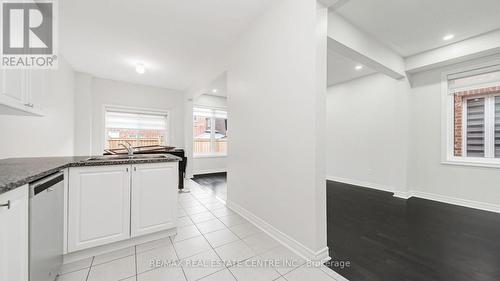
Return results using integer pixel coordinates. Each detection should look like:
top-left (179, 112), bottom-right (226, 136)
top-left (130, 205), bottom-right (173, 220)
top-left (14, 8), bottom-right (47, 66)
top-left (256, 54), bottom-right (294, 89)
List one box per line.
top-left (327, 54), bottom-right (500, 209)
top-left (408, 55), bottom-right (500, 207)
top-left (226, 0), bottom-right (327, 259)
top-left (326, 73), bottom-right (411, 194)
top-left (0, 57), bottom-right (76, 159)
top-left (73, 76), bottom-right (186, 156)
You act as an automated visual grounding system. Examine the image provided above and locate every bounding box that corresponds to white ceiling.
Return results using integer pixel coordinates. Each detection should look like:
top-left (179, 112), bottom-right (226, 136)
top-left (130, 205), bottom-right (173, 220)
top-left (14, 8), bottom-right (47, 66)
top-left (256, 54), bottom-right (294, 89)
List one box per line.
top-left (204, 72), bottom-right (227, 97)
top-left (336, 0), bottom-right (500, 57)
top-left (60, 0), bottom-right (270, 91)
top-left (327, 50), bottom-right (376, 86)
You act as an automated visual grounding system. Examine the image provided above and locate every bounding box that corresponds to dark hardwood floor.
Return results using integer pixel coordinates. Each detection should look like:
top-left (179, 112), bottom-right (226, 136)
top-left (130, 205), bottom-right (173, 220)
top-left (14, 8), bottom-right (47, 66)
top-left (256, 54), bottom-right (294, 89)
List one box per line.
top-left (192, 172), bottom-right (227, 200)
top-left (326, 180), bottom-right (500, 281)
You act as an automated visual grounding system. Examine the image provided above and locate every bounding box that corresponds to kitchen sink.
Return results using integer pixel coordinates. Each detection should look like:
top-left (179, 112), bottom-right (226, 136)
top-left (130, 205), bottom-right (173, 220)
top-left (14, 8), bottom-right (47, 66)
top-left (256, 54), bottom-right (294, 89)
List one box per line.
top-left (86, 154), bottom-right (169, 161)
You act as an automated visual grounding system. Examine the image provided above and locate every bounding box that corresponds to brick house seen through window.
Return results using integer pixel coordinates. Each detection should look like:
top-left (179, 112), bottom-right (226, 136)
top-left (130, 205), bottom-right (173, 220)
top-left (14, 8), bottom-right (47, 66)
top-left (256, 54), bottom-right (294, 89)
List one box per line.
top-left (449, 67), bottom-right (500, 161)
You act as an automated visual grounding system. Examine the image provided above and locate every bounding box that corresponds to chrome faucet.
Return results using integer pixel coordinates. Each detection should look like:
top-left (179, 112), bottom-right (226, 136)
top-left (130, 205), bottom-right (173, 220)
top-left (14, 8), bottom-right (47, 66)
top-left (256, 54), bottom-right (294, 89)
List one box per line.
top-left (118, 142), bottom-right (134, 156)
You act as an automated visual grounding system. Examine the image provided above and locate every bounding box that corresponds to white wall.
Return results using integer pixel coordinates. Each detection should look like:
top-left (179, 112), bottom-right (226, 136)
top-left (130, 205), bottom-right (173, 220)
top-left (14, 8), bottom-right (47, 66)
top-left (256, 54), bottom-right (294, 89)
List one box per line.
top-left (326, 73), bottom-right (410, 194)
top-left (74, 73), bottom-right (93, 156)
top-left (194, 94), bottom-right (227, 108)
top-left (327, 12), bottom-right (405, 79)
top-left (192, 156), bottom-right (227, 175)
top-left (409, 56), bottom-right (500, 207)
top-left (193, 94), bottom-right (227, 175)
top-left (73, 75), bottom-right (185, 155)
top-left (327, 54), bottom-right (500, 208)
top-left (0, 57), bottom-right (75, 159)
top-left (226, 0), bottom-right (328, 260)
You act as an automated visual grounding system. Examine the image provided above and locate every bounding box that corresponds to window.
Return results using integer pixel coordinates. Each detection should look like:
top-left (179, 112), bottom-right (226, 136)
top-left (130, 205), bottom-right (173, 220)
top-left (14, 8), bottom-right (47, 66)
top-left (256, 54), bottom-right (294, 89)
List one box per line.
top-left (193, 107), bottom-right (227, 156)
top-left (446, 65), bottom-right (500, 166)
top-left (104, 107), bottom-right (168, 150)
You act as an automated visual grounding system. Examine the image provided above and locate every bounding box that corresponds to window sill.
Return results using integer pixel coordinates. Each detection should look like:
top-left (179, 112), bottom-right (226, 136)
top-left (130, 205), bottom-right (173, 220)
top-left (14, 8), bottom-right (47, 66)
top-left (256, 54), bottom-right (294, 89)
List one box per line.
top-left (193, 154), bottom-right (227, 159)
top-left (443, 157), bottom-right (500, 169)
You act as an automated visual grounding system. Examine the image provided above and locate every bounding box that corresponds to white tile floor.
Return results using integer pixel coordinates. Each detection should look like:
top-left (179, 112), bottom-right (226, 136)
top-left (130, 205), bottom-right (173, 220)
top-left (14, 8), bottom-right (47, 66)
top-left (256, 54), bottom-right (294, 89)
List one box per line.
top-left (56, 180), bottom-right (343, 281)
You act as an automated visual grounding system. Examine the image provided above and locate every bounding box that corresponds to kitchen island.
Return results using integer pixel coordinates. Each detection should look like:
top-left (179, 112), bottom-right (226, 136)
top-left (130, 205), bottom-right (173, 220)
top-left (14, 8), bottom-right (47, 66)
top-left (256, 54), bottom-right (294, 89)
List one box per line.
top-left (0, 154), bottom-right (181, 280)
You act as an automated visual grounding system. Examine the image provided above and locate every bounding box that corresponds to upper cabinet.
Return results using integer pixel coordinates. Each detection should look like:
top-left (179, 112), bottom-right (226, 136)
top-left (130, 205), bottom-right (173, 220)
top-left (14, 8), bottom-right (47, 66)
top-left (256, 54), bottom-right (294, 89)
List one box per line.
top-left (0, 68), bottom-right (46, 116)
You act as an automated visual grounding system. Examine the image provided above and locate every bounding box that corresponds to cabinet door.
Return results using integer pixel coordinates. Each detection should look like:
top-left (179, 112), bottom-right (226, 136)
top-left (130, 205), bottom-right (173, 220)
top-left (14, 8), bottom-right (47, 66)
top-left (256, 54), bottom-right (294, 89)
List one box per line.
top-left (131, 163), bottom-right (178, 237)
top-left (0, 69), bottom-right (26, 106)
top-left (26, 69), bottom-right (46, 112)
top-left (0, 185), bottom-right (29, 281)
top-left (67, 166), bottom-right (131, 252)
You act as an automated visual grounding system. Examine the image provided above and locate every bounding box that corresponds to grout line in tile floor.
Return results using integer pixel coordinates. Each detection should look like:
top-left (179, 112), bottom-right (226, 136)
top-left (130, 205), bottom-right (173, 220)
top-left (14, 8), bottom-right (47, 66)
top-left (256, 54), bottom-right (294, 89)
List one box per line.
top-left (179, 198), bottom-right (238, 280)
top-left (169, 236), bottom-right (189, 281)
top-left (176, 182), bottom-right (285, 280)
top-left (169, 182), bottom-right (287, 280)
top-left (84, 256), bottom-right (93, 281)
top-left (59, 180), bottom-right (340, 281)
top-left (134, 246), bottom-right (138, 281)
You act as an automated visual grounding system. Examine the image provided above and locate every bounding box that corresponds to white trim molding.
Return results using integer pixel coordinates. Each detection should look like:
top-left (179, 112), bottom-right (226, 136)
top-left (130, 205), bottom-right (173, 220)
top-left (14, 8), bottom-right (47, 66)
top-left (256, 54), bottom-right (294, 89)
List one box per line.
top-left (193, 168), bottom-right (227, 176)
top-left (408, 191), bottom-right (500, 214)
top-left (326, 175), bottom-right (395, 193)
top-left (327, 177), bottom-right (500, 214)
top-left (63, 228), bottom-right (177, 264)
top-left (393, 191), bottom-right (411, 199)
top-left (226, 201), bottom-right (330, 262)
top-left (193, 154), bottom-right (227, 159)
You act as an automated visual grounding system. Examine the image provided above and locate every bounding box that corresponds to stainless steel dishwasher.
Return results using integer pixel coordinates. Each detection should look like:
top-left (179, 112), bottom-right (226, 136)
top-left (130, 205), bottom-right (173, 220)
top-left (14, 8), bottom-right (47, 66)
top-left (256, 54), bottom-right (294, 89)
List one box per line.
top-left (29, 171), bottom-right (64, 281)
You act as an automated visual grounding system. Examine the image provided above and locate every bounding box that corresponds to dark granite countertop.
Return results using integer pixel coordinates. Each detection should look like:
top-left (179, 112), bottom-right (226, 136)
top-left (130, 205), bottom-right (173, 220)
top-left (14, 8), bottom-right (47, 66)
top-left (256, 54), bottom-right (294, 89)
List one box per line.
top-left (0, 154), bottom-right (181, 195)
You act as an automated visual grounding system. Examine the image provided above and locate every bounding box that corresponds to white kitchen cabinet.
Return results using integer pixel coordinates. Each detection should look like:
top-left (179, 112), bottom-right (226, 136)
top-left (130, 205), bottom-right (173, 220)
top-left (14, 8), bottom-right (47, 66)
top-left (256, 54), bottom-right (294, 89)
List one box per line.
top-left (0, 68), bottom-right (44, 116)
top-left (66, 162), bottom-right (179, 252)
top-left (25, 69), bottom-right (47, 113)
top-left (131, 163), bottom-right (178, 237)
top-left (0, 185), bottom-right (29, 281)
top-left (67, 165), bottom-right (131, 252)
top-left (1, 69), bottom-right (25, 104)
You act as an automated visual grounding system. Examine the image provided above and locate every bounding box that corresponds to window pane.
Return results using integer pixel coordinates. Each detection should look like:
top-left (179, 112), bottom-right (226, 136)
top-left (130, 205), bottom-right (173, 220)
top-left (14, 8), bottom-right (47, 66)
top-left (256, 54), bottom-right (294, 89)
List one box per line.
top-left (496, 96), bottom-right (500, 158)
top-left (105, 111), bottom-right (167, 149)
top-left (193, 115), bottom-right (211, 154)
top-left (214, 117), bottom-right (227, 154)
top-left (466, 98), bottom-right (485, 157)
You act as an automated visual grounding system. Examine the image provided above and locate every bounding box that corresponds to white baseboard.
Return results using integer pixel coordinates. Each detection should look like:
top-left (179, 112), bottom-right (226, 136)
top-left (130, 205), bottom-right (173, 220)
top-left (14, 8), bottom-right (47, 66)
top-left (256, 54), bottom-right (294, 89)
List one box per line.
top-left (193, 168), bottom-right (227, 175)
top-left (410, 190), bottom-right (500, 214)
top-left (327, 175), bottom-right (500, 214)
top-left (326, 175), bottom-right (395, 193)
top-left (393, 191), bottom-right (412, 199)
top-left (226, 200), bottom-right (330, 262)
top-left (63, 228), bottom-right (177, 264)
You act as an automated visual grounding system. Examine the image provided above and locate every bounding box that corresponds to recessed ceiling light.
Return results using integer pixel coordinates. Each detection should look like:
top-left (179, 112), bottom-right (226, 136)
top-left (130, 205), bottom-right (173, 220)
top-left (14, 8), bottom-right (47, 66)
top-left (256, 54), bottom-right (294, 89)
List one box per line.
top-left (135, 62), bottom-right (145, 74)
top-left (212, 89), bottom-right (218, 93)
top-left (443, 34), bottom-right (455, 41)
top-left (355, 65), bottom-right (363, 71)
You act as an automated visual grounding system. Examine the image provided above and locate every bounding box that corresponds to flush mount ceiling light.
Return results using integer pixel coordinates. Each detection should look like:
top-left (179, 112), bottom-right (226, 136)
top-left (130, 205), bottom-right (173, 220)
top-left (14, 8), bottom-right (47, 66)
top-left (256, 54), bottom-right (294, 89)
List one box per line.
top-left (212, 89), bottom-right (218, 93)
top-left (355, 65), bottom-right (363, 71)
top-left (443, 34), bottom-right (455, 41)
top-left (135, 62), bottom-right (145, 74)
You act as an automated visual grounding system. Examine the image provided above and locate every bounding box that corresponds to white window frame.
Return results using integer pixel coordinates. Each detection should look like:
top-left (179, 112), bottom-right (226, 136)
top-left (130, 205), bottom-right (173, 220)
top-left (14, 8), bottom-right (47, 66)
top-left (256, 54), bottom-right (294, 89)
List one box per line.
top-left (442, 61), bottom-right (500, 168)
top-left (102, 105), bottom-right (170, 152)
top-left (193, 106), bottom-right (227, 158)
